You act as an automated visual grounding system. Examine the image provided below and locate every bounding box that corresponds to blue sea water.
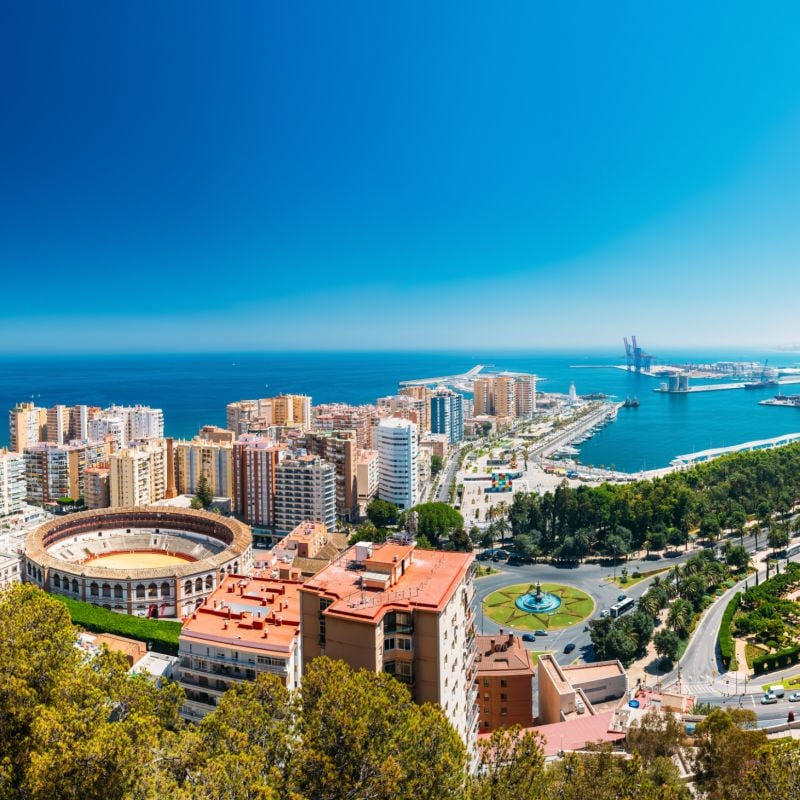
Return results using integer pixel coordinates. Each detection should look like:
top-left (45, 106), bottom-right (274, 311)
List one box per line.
top-left (1, 349), bottom-right (799, 473)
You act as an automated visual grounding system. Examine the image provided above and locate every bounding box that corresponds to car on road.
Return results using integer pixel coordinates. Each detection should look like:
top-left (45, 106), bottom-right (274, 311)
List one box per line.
top-left (599, 609), bottom-right (609, 618)
top-left (789, 692), bottom-right (800, 702)
top-left (522, 633), bottom-right (536, 642)
top-left (563, 643), bottom-right (576, 654)
top-left (761, 693), bottom-right (778, 705)
top-left (534, 629), bottom-right (548, 636)
top-left (617, 594), bottom-right (627, 602)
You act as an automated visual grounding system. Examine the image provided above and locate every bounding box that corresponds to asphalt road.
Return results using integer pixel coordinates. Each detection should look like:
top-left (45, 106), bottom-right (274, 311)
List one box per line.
top-left (472, 554), bottom-right (677, 666)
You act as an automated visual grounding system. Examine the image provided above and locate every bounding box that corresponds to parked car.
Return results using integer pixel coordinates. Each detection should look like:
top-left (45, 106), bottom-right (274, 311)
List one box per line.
top-left (788, 692), bottom-right (800, 702)
top-left (617, 594), bottom-right (627, 602)
top-left (761, 693), bottom-right (778, 705)
top-left (534, 629), bottom-right (548, 636)
top-left (522, 633), bottom-right (536, 642)
top-left (599, 609), bottom-right (609, 618)
top-left (563, 643), bottom-right (576, 654)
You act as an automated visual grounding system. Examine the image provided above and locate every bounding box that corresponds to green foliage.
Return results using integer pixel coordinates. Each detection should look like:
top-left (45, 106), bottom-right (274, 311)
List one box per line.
top-left (194, 472), bottom-right (214, 510)
top-left (430, 454), bottom-right (443, 475)
top-left (505, 443), bottom-right (800, 560)
top-left (399, 502), bottom-right (464, 546)
top-left (367, 499), bottom-right (399, 528)
top-left (52, 595), bottom-right (181, 655)
top-left (653, 629), bottom-right (681, 664)
top-left (589, 610), bottom-right (654, 666)
top-left (718, 592), bottom-right (741, 669)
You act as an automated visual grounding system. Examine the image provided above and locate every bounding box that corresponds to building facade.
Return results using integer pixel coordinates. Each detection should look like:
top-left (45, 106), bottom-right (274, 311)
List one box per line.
top-left (9, 402), bottom-right (47, 453)
top-left (0, 451), bottom-right (26, 517)
top-left (274, 455), bottom-right (336, 534)
top-left (24, 440), bottom-right (110, 506)
top-left (232, 435), bottom-right (286, 528)
top-left (300, 543), bottom-right (478, 751)
top-left (376, 418), bottom-right (419, 509)
top-left (109, 441), bottom-right (167, 507)
top-left (176, 572), bottom-right (303, 720)
top-left (173, 438), bottom-right (234, 500)
top-left (475, 633), bottom-right (535, 732)
top-left (430, 388), bottom-right (464, 444)
top-left (303, 430), bottom-right (358, 522)
top-left (356, 449), bottom-right (379, 505)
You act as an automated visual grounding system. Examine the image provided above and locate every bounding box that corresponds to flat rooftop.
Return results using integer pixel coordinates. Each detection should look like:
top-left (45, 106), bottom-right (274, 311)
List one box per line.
top-left (300, 544), bottom-right (473, 622)
top-left (180, 573), bottom-right (302, 657)
top-left (562, 661), bottom-right (626, 683)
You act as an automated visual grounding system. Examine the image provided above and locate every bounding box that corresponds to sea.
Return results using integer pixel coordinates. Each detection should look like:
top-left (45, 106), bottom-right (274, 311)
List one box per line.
top-left (2, 349), bottom-right (800, 474)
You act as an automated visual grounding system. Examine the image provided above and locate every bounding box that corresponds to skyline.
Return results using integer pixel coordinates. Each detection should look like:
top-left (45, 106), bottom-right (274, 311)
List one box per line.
top-left (3, 3), bottom-right (800, 352)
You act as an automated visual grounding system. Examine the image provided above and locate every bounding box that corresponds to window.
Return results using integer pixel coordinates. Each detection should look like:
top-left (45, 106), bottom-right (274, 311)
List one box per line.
top-left (148, 583), bottom-right (158, 598)
top-left (102, 583), bottom-right (111, 598)
top-left (500, 679), bottom-right (507, 688)
top-left (483, 679), bottom-right (490, 687)
top-left (90, 582), bottom-right (99, 597)
top-left (384, 637), bottom-right (395, 651)
top-left (397, 637), bottom-right (412, 651)
top-left (114, 585), bottom-right (123, 599)
top-left (500, 693), bottom-right (507, 701)
top-left (161, 582), bottom-right (170, 597)
top-left (500, 708), bottom-right (507, 716)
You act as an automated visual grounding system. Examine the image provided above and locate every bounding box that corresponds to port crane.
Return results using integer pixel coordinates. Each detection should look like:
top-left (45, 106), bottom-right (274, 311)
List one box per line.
top-left (623, 336), bottom-right (655, 373)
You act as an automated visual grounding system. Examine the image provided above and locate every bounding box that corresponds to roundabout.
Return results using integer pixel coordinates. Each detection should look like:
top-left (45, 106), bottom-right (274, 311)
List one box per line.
top-left (484, 581), bottom-right (594, 631)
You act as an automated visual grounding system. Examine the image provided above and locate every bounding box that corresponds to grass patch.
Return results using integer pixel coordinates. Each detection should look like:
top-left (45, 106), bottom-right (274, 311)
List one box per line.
top-left (475, 565), bottom-right (500, 579)
top-left (53, 595), bottom-right (181, 655)
top-left (528, 651), bottom-right (552, 667)
top-left (745, 643), bottom-right (769, 670)
top-left (483, 582), bottom-right (594, 631)
top-left (607, 567), bottom-right (669, 589)
top-left (761, 673), bottom-right (800, 692)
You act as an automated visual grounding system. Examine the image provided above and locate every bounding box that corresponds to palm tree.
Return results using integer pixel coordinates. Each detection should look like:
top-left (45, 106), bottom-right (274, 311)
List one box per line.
top-left (638, 592), bottom-right (661, 619)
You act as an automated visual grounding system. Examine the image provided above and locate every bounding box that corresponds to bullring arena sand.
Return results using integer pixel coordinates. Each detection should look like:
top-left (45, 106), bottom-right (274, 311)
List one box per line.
top-left (85, 552), bottom-right (194, 569)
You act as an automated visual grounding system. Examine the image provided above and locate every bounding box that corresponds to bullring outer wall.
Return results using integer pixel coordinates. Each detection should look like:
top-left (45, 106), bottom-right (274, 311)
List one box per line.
top-left (24, 507), bottom-right (252, 618)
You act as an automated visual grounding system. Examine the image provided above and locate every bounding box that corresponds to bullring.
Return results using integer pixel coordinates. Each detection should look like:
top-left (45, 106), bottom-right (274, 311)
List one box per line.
top-left (24, 507), bottom-right (252, 618)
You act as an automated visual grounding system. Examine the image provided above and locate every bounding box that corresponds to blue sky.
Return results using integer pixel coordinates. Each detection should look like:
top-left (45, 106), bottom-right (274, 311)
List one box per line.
top-left (2, 2), bottom-right (800, 352)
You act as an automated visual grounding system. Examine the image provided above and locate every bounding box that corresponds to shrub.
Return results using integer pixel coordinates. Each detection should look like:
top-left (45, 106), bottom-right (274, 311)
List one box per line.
top-left (52, 595), bottom-right (181, 655)
top-left (752, 645), bottom-right (800, 674)
top-left (718, 592), bottom-right (741, 670)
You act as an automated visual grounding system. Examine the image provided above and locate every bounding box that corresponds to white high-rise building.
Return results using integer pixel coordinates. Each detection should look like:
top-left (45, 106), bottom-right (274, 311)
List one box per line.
top-left (377, 418), bottom-right (419, 510)
top-left (0, 451), bottom-right (26, 517)
top-left (106, 405), bottom-right (164, 443)
top-left (88, 415), bottom-right (126, 450)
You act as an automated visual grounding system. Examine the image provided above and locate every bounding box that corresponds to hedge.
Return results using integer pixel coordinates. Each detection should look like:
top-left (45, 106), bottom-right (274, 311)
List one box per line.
top-left (53, 595), bottom-right (182, 655)
top-left (718, 591), bottom-right (741, 670)
top-left (752, 644), bottom-right (800, 674)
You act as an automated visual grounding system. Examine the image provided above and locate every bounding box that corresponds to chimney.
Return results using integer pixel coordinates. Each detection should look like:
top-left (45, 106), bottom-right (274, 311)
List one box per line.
top-left (165, 438), bottom-right (178, 499)
top-left (490, 639), bottom-right (495, 652)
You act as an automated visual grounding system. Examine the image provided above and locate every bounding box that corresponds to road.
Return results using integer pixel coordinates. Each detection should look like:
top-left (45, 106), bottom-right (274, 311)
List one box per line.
top-left (472, 553), bottom-right (679, 667)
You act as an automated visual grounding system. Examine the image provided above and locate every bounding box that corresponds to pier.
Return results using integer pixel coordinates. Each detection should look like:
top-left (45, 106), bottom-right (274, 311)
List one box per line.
top-left (670, 433), bottom-right (800, 467)
top-left (653, 377), bottom-right (800, 394)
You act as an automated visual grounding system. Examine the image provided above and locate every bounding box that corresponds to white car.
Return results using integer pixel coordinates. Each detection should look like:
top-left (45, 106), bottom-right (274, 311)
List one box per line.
top-left (761, 693), bottom-right (778, 705)
top-left (788, 692), bottom-right (800, 702)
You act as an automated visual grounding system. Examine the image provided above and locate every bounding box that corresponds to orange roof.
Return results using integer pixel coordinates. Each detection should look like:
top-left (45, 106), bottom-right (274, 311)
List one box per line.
top-left (479, 710), bottom-right (625, 756)
top-left (562, 661), bottom-right (625, 683)
top-left (300, 544), bottom-right (473, 623)
top-left (475, 634), bottom-right (534, 677)
top-left (180, 573), bottom-right (302, 657)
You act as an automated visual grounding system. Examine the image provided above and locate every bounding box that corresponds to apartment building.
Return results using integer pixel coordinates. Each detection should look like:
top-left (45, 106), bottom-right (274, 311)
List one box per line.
top-left (109, 441), bottom-right (167, 507)
top-left (232, 435), bottom-right (286, 528)
top-left (430, 388), bottom-right (464, 444)
top-left (274, 455), bottom-right (336, 534)
top-left (84, 465), bottom-right (111, 509)
top-left (227, 395), bottom-right (312, 436)
top-left (300, 542), bottom-right (478, 750)
top-left (475, 633), bottom-right (535, 732)
top-left (9, 402), bottom-right (47, 452)
top-left (23, 440), bottom-right (110, 505)
top-left (176, 572), bottom-right (303, 719)
top-left (88, 414), bottom-right (126, 450)
top-left (303, 430), bottom-right (358, 522)
top-left (198, 425), bottom-right (235, 445)
top-left (376, 417), bottom-right (418, 510)
top-left (106, 405), bottom-right (164, 442)
top-left (471, 375), bottom-right (536, 420)
top-left (0, 451), bottom-right (26, 516)
top-left (313, 403), bottom-right (381, 449)
top-left (356, 449), bottom-right (379, 505)
top-left (174, 437), bottom-right (234, 499)
top-left (398, 385), bottom-right (434, 431)
top-left (471, 378), bottom-right (494, 417)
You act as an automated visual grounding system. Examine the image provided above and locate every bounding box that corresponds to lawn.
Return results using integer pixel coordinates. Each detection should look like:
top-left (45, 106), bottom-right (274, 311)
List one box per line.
top-left (761, 673), bottom-right (800, 692)
top-left (483, 582), bottom-right (594, 631)
top-left (607, 567), bottom-right (669, 589)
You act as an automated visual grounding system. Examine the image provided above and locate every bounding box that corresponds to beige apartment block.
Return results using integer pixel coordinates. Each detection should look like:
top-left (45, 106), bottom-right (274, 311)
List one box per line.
top-left (300, 543), bottom-right (478, 751)
top-left (9, 402), bottom-right (47, 453)
top-left (109, 441), bottom-right (167, 507)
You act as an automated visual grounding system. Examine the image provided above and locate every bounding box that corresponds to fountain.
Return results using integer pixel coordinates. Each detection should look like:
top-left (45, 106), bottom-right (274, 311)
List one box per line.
top-left (514, 581), bottom-right (562, 614)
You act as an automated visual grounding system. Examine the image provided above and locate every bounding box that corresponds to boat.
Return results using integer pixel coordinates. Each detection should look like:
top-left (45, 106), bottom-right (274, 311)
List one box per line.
top-left (744, 379), bottom-right (780, 390)
top-left (623, 396), bottom-right (640, 409)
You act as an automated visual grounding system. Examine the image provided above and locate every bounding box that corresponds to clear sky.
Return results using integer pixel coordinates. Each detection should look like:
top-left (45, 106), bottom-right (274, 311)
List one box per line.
top-left (2, 2), bottom-right (800, 353)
